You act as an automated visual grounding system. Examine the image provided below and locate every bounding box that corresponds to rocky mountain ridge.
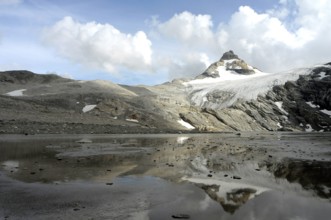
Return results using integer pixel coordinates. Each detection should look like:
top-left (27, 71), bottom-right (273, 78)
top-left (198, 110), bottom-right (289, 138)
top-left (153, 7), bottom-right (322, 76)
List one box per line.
top-left (0, 51), bottom-right (330, 134)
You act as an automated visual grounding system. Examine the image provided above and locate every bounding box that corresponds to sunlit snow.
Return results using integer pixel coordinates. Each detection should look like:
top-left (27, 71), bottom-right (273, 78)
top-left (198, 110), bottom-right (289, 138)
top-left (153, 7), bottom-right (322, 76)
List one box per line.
top-left (275, 101), bottom-right (289, 115)
top-left (317, 72), bottom-right (327, 80)
top-left (306, 101), bottom-right (319, 108)
top-left (177, 136), bottom-right (189, 144)
top-left (126, 118), bottom-right (139, 123)
top-left (5, 89), bottom-right (26, 96)
top-left (320, 109), bottom-right (331, 117)
top-left (305, 124), bottom-right (313, 132)
top-left (184, 66), bottom-right (315, 109)
top-left (82, 105), bottom-right (97, 113)
top-left (178, 119), bottom-right (195, 130)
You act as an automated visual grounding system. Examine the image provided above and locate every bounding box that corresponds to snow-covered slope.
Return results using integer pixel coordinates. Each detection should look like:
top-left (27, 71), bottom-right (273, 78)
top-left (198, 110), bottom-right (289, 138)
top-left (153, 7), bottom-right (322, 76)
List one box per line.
top-left (184, 62), bottom-right (314, 109)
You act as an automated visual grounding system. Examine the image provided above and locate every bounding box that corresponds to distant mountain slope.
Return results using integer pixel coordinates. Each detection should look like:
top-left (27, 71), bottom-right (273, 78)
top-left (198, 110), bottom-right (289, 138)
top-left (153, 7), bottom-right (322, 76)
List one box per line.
top-left (0, 52), bottom-right (330, 134)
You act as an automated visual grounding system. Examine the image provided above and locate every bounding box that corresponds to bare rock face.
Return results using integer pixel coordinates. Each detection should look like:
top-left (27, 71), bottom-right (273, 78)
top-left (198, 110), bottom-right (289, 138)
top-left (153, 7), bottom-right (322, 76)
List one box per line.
top-left (220, 50), bottom-right (239, 60)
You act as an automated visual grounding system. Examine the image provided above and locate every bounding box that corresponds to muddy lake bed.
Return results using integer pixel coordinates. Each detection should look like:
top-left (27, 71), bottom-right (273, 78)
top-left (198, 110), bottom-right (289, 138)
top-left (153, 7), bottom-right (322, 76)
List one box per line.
top-left (1, 132), bottom-right (331, 220)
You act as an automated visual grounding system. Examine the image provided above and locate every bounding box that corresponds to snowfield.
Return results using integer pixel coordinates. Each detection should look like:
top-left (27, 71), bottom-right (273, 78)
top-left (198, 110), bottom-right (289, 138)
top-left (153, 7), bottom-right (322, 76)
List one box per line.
top-left (183, 66), bottom-right (316, 109)
top-left (178, 119), bottom-right (195, 130)
top-left (82, 105), bottom-right (97, 113)
top-left (5, 89), bottom-right (27, 96)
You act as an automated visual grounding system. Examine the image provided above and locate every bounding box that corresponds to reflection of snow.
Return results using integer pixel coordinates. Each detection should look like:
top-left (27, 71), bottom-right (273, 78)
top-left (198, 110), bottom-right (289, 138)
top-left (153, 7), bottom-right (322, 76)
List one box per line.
top-left (76, 138), bottom-right (92, 143)
top-left (177, 136), bottom-right (189, 144)
top-left (185, 177), bottom-right (269, 205)
top-left (2, 160), bottom-right (19, 172)
top-left (178, 119), bottom-right (195, 130)
top-left (82, 105), bottom-right (96, 113)
top-left (5, 89), bottom-right (26, 96)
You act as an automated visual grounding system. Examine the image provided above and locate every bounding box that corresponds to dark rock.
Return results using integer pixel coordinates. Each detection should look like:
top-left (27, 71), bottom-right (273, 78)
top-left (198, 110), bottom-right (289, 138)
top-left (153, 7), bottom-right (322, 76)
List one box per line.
top-left (172, 214), bottom-right (190, 219)
top-left (220, 50), bottom-right (239, 60)
top-left (233, 176), bottom-right (242, 180)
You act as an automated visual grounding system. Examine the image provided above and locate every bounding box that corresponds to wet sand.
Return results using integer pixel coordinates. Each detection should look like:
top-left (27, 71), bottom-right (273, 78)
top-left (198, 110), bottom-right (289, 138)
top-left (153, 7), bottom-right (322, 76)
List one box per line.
top-left (1, 132), bottom-right (331, 219)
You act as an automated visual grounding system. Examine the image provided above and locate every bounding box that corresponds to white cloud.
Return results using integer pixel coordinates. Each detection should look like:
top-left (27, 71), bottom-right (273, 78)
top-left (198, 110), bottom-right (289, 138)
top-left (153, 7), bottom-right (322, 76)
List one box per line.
top-left (215, 1), bottom-right (331, 72)
top-left (156, 11), bottom-right (216, 51)
top-left (43, 16), bottom-right (153, 74)
top-left (149, 11), bottom-right (219, 78)
top-left (150, 0), bottom-right (331, 78)
top-left (0, 0), bottom-right (21, 5)
top-left (42, 1), bottom-right (331, 82)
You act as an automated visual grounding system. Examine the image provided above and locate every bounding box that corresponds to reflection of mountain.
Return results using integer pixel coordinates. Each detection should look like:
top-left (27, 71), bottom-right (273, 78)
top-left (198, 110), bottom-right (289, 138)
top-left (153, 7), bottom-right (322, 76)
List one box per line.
top-left (1, 51), bottom-right (331, 133)
top-left (197, 183), bottom-right (258, 214)
top-left (1, 133), bottom-right (331, 215)
top-left (273, 159), bottom-right (331, 199)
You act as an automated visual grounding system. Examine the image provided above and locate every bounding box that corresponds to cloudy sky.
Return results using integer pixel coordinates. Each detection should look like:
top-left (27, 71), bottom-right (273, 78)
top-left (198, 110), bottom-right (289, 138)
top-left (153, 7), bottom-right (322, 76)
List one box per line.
top-left (1, 0), bottom-right (330, 85)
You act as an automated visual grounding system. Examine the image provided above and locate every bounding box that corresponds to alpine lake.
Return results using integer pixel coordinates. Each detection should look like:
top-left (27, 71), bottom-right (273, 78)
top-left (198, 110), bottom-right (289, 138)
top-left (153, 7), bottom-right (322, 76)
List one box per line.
top-left (1, 132), bottom-right (331, 220)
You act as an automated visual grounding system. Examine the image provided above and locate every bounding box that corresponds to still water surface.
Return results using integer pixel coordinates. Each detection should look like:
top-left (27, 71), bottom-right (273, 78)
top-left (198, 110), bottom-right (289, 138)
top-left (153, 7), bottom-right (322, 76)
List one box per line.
top-left (1, 133), bottom-right (330, 219)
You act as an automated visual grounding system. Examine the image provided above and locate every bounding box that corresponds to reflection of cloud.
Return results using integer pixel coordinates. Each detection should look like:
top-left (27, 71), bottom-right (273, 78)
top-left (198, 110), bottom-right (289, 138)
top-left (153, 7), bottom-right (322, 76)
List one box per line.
top-left (128, 210), bottom-right (149, 220)
top-left (289, 217), bottom-right (307, 220)
top-left (199, 195), bottom-right (213, 211)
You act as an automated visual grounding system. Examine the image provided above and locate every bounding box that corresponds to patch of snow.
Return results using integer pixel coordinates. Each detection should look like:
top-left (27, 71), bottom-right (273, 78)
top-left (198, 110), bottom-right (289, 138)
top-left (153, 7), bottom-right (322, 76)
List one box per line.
top-left (113, 116), bottom-right (118, 120)
top-left (317, 72), bottom-right (327, 80)
top-left (177, 136), bottom-right (189, 144)
top-left (126, 118), bottom-right (139, 123)
top-left (5, 89), bottom-right (26, 96)
top-left (183, 66), bottom-right (314, 109)
top-left (305, 124), bottom-right (313, 132)
top-left (76, 138), bottom-right (92, 143)
top-left (320, 109), bottom-right (331, 117)
top-left (275, 101), bottom-right (289, 115)
top-left (277, 122), bottom-right (283, 128)
top-left (177, 119), bottom-right (195, 130)
top-left (299, 123), bottom-right (303, 126)
top-left (306, 101), bottom-right (319, 108)
top-left (82, 105), bottom-right (97, 113)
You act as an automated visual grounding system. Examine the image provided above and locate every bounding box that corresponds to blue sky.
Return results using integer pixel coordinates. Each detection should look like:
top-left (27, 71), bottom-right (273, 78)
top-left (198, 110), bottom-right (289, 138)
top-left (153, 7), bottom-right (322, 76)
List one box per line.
top-left (1, 0), bottom-right (331, 85)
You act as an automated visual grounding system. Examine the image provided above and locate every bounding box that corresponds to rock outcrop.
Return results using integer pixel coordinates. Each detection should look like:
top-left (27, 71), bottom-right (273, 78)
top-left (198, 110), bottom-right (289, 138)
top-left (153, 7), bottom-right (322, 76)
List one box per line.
top-left (197, 51), bottom-right (256, 79)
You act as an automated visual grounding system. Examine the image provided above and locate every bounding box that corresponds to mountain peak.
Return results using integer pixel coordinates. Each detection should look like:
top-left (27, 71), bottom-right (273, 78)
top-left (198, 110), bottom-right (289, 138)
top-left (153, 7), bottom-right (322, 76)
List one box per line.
top-left (196, 50), bottom-right (257, 79)
top-left (220, 50), bottom-right (239, 61)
